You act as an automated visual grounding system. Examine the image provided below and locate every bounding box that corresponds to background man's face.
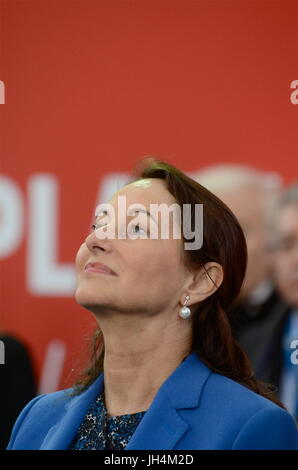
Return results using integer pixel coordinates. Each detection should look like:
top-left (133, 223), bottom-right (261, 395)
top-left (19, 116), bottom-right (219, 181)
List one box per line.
top-left (272, 204), bottom-right (298, 307)
top-left (216, 185), bottom-right (270, 298)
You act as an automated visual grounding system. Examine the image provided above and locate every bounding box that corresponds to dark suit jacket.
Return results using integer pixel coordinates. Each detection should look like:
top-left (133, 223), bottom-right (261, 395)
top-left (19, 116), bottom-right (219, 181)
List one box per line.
top-left (0, 334), bottom-right (37, 449)
top-left (232, 291), bottom-right (290, 393)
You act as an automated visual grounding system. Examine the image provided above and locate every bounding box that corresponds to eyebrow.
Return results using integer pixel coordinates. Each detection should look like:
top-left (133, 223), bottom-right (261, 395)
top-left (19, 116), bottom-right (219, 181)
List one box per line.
top-left (130, 209), bottom-right (157, 223)
top-left (279, 234), bottom-right (297, 243)
top-left (95, 208), bottom-right (157, 223)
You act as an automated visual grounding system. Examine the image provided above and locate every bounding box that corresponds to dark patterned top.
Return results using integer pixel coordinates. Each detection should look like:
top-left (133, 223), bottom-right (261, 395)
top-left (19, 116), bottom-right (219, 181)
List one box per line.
top-left (69, 392), bottom-right (147, 450)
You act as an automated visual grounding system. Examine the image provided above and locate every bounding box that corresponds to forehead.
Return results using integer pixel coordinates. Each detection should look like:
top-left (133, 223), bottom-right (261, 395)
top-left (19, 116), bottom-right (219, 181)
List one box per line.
top-left (278, 204), bottom-right (298, 235)
top-left (109, 178), bottom-right (176, 206)
top-left (217, 185), bottom-right (266, 216)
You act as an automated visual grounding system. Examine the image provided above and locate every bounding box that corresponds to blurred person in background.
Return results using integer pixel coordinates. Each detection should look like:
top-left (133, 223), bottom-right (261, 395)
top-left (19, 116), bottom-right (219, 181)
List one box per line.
top-left (194, 165), bottom-right (283, 335)
top-left (0, 332), bottom-right (37, 448)
top-left (251, 183), bottom-right (298, 422)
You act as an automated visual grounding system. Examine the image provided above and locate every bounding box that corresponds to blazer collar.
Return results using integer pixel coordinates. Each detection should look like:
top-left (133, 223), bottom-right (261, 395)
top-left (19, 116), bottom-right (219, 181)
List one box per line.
top-left (41, 352), bottom-right (211, 450)
top-left (40, 374), bottom-right (105, 450)
top-left (126, 352), bottom-right (211, 450)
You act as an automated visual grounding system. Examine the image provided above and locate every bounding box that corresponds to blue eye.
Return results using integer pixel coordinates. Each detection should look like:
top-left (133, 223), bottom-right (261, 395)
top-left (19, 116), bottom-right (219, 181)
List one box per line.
top-left (132, 224), bottom-right (146, 236)
top-left (91, 222), bottom-right (146, 237)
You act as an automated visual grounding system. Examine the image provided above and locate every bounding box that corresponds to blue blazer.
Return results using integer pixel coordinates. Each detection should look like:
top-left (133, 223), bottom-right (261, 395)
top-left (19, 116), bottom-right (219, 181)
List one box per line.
top-left (7, 353), bottom-right (298, 450)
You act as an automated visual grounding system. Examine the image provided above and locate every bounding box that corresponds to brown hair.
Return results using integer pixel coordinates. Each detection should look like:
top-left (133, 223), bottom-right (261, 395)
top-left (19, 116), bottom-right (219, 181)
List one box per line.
top-left (73, 158), bottom-right (283, 407)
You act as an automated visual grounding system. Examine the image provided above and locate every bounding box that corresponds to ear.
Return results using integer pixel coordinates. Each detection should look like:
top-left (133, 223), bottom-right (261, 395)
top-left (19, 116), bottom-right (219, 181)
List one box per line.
top-left (181, 262), bottom-right (224, 306)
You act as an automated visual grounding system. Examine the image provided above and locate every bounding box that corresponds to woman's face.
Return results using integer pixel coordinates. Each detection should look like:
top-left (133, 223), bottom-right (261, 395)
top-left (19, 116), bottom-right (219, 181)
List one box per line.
top-left (75, 178), bottom-right (191, 317)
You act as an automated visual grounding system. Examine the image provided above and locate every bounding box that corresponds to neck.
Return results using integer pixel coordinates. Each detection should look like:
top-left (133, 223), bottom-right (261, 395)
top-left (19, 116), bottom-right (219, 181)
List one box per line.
top-left (96, 310), bottom-right (192, 416)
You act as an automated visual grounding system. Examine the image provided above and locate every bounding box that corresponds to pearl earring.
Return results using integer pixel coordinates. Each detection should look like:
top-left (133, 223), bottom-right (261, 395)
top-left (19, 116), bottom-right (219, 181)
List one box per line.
top-left (179, 295), bottom-right (191, 319)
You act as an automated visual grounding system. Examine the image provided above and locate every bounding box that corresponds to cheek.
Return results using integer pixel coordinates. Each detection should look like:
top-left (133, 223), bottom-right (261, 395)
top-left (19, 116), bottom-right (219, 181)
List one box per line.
top-left (128, 242), bottom-right (182, 286)
top-left (273, 256), bottom-right (290, 285)
top-left (75, 243), bottom-right (88, 273)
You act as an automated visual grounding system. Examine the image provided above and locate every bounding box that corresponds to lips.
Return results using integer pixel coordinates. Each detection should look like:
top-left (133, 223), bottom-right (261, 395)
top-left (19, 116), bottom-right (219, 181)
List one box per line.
top-left (84, 262), bottom-right (117, 276)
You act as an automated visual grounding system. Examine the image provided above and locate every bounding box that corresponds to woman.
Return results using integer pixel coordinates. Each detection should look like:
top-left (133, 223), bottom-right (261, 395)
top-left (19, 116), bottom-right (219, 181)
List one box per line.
top-left (7, 159), bottom-right (298, 450)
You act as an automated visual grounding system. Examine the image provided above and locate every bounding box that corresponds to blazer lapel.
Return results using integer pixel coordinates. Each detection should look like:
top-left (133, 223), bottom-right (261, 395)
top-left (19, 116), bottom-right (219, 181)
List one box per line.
top-left (40, 374), bottom-right (104, 450)
top-left (125, 391), bottom-right (189, 450)
top-left (126, 353), bottom-right (211, 450)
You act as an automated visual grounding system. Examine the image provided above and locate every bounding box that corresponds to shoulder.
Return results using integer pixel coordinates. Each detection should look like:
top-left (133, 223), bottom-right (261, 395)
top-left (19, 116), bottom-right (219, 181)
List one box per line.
top-left (205, 370), bottom-right (278, 410)
top-left (198, 370), bottom-right (298, 449)
top-left (6, 375), bottom-right (104, 450)
top-left (230, 405), bottom-right (298, 449)
top-left (204, 369), bottom-right (288, 418)
top-left (6, 387), bottom-right (75, 449)
top-left (22, 387), bottom-right (74, 414)
top-left (174, 354), bottom-right (297, 449)
top-left (184, 353), bottom-right (284, 414)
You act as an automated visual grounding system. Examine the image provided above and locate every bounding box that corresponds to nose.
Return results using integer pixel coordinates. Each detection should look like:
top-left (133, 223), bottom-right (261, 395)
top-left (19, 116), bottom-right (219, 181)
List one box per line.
top-left (85, 229), bottom-right (113, 254)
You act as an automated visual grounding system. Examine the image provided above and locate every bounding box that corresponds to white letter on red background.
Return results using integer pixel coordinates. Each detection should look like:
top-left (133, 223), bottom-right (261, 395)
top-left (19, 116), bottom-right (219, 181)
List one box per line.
top-left (27, 174), bottom-right (76, 295)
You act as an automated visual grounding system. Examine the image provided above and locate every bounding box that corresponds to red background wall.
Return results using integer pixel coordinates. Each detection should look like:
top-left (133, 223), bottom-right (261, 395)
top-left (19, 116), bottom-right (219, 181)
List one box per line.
top-left (1, 0), bottom-right (297, 391)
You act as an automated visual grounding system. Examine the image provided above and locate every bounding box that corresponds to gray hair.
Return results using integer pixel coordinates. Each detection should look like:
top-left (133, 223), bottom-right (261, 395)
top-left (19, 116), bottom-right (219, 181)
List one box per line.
top-left (276, 182), bottom-right (298, 207)
top-left (268, 182), bottom-right (298, 249)
top-left (194, 164), bottom-right (282, 193)
top-left (194, 164), bottom-right (283, 245)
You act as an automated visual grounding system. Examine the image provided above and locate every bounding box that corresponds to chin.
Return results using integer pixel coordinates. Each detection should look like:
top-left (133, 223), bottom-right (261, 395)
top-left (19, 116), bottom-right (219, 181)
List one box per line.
top-left (75, 285), bottom-right (101, 309)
